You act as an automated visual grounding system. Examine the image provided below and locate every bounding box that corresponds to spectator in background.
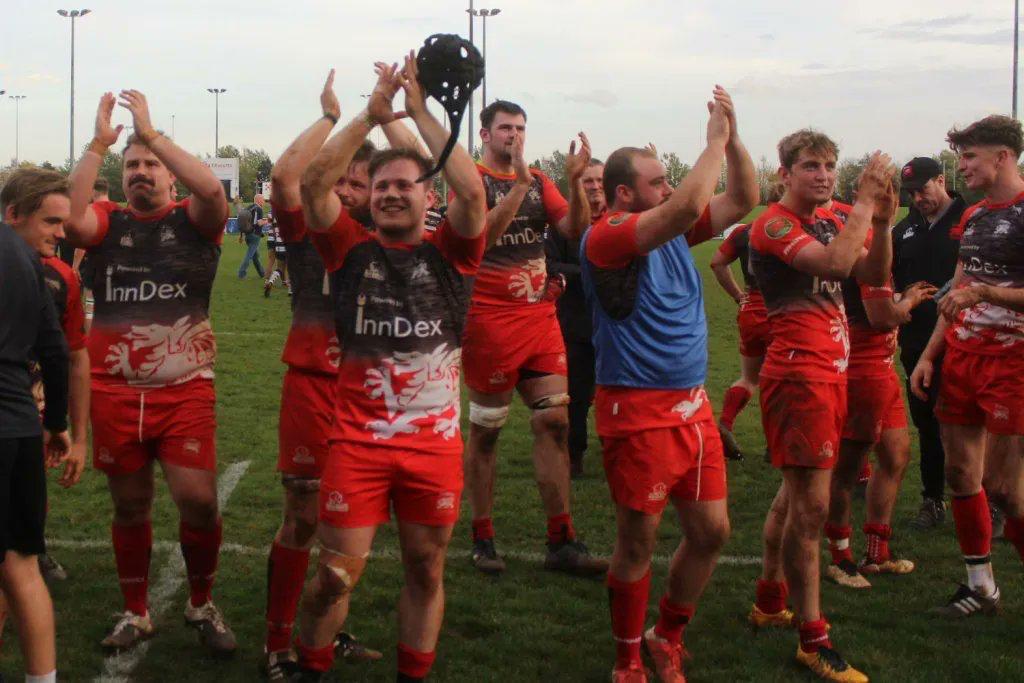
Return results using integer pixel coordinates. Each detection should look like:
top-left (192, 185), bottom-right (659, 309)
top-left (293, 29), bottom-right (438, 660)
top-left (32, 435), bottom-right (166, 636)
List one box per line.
top-left (892, 157), bottom-right (967, 530)
top-left (425, 187), bottom-right (446, 232)
top-left (544, 158), bottom-right (606, 478)
top-left (237, 193), bottom-right (268, 279)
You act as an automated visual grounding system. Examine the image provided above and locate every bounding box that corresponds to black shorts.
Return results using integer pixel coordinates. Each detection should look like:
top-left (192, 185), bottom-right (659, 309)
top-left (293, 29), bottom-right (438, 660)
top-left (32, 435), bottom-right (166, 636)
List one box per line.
top-left (0, 436), bottom-right (47, 560)
top-left (266, 239), bottom-right (279, 253)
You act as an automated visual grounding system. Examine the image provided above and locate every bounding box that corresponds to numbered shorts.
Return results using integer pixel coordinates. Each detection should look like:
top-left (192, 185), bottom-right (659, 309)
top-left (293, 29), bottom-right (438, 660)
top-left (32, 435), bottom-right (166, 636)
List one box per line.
top-left (936, 346), bottom-right (1024, 436)
top-left (760, 378), bottom-right (846, 469)
top-left (319, 444), bottom-right (463, 528)
top-left (91, 379), bottom-right (217, 475)
top-left (462, 306), bottom-right (567, 394)
top-left (737, 306), bottom-right (771, 358)
top-left (842, 371), bottom-right (907, 443)
top-left (601, 419), bottom-right (727, 514)
top-left (277, 369), bottom-right (335, 480)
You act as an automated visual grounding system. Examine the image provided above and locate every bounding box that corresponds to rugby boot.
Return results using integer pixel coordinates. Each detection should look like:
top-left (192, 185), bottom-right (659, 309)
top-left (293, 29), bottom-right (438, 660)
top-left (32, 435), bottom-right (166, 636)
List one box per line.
top-left (859, 555), bottom-right (914, 576)
top-left (748, 604), bottom-right (796, 629)
top-left (795, 646), bottom-right (869, 682)
top-left (38, 553), bottom-right (68, 582)
top-left (184, 599), bottom-right (237, 656)
top-left (471, 538), bottom-right (506, 575)
top-left (825, 560), bottom-right (871, 589)
top-left (717, 421), bottom-right (744, 461)
top-left (101, 611), bottom-right (155, 652)
top-left (335, 631), bottom-right (383, 661)
top-left (930, 583), bottom-right (1000, 619)
top-left (544, 538), bottom-right (608, 577)
top-left (611, 663), bottom-right (651, 683)
top-left (260, 649), bottom-right (299, 682)
top-left (642, 627), bottom-right (688, 682)
top-left (909, 498), bottom-right (945, 530)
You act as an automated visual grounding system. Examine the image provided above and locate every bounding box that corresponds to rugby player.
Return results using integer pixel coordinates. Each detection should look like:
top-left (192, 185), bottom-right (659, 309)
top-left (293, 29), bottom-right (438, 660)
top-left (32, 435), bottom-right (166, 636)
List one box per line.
top-left (749, 130), bottom-right (895, 682)
top-left (64, 91), bottom-right (236, 653)
top-left (261, 65), bottom-right (429, 678)
top-left (910, 115), bottom-right (1024, 616)
top-left (462, 98), bottom-right (603, 576)
top-left (290, 53), bottom-right (485, 682)
top-left (581, 87), bottom-right (757, 682)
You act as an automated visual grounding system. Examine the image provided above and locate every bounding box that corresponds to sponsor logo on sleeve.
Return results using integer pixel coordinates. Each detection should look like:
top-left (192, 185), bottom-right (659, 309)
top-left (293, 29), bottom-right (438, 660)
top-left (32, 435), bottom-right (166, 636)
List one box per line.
top-left (608, 213), bottom-right (630, 226)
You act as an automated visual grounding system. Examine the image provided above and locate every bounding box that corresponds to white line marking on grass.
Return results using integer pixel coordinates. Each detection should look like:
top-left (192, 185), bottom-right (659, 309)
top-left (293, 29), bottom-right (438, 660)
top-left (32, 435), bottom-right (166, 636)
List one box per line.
top-left (54, 534), bottom-right (760, 570)
top-left (93, 460), bottom-right (251, 683)
top-left (215, 331), bottom-right (273, 337)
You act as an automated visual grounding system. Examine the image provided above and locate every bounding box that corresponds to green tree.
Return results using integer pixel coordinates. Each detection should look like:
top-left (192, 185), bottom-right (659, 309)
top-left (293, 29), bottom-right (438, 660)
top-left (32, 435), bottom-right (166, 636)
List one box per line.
top-left (531, 149), bottom-right (568, 196)
top-left (660, 152), bottom-right (690, 188)
top-left (835, 154), bottom-right (870, 203)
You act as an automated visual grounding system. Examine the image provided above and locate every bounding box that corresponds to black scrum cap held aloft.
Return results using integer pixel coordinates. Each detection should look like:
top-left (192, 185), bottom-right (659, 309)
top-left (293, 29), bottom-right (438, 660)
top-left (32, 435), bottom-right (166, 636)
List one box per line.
top-left (415, 33), bottom-right (484, 181)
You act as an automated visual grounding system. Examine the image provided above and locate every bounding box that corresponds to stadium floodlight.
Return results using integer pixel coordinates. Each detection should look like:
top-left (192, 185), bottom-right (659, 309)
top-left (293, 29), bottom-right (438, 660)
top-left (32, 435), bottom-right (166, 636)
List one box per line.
top-left (9, 95), bottom-right (26, 164)
top-left (207, 88), bottom-right (227, 156)
top-left (57, 8), bottom-right (92, 167)
top-left (1014, 0), bottom-right (1020, 119)
top-left (468, 8), bottom-right (502, 109)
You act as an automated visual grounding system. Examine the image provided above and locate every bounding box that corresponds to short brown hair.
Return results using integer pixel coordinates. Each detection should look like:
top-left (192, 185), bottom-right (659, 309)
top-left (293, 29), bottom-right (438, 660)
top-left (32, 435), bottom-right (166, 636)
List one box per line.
top-left (1, 167), bottom-right (70, 218)
top-left (352, 140), bottom-right (377, 166)
top-left (93, 177), bottom-right (110, 194)
top-left (603, 147), bottom-right (657, 206)
top-left (121, 130), bottom-right (167, 156)
top-left (947, 115), bottom-right (1024, 156)
top-left (777, 129), bottom-right (839, 168)
top-left (765, 180), bottom-right (785, 204)
top-left (367, 148), bottom-right (434, 181)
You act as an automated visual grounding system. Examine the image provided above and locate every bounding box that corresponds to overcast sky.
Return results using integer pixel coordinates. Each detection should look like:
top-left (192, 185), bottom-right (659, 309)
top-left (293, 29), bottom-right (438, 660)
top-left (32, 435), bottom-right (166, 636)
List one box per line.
top-left (0, 0), bottom-right (1017, 169)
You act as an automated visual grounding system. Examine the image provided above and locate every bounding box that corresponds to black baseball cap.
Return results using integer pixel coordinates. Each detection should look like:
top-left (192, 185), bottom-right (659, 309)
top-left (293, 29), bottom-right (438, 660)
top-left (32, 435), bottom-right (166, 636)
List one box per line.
top-left (900, 157), bottom-right (943, 191)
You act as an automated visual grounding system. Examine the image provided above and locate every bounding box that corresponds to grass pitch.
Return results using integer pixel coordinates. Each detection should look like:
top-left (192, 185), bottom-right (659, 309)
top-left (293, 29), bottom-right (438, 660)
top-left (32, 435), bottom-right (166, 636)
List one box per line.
top-left (8, 218), bottom-right (1023, 681)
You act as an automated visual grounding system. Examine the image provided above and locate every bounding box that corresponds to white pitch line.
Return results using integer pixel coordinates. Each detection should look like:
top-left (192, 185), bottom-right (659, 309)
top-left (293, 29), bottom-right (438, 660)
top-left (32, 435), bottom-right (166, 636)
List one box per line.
top-left (51, 536), bottom-right (760, 569)
top-left (93, 460), bottom-right (251, 683)
top-left (215, 331), bottom-right (273, 337)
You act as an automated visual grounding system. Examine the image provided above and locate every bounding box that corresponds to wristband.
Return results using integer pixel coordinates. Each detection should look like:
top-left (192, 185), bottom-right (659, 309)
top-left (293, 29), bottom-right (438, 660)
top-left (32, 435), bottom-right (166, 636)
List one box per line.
top-left (323, 112), bottom-right (339, 125)
top-left (87, 139), bottom-right (109, 156)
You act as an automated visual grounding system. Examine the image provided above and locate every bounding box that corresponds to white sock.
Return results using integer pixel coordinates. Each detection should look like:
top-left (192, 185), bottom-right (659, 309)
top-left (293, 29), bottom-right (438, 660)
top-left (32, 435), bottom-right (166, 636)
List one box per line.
top-left (965, 557), bottom-right (996, 596)
top-left (26, 671), bottom-right (56, 683)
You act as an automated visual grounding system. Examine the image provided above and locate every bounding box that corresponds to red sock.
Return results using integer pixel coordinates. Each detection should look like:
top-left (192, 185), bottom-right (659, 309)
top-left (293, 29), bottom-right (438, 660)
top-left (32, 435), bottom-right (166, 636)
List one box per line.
top-left (397, 643), bottom-right (436, 679)
top-left (824, 523), bottom-right (853, 564)
top-left (180, 518), bottom-right (222, 608)
top-left (754, 579), bottom-right (788, 615)
top-left (547, 513), bottom-right (576, 544)
top-left (295, 640), bottom-right (335, 673)
top-left (1003, 516), bottom-right (1024, 563)
top-left (863, 523), bottom-right (891, 563)
top-left (654, 595), bottom-right (694, 643)
top-left (857, 458), bottom-right (872, 484)
top-left (720, 385), bottom-right (752, 431)
top-left (951, 492), bottom-right (992, 558)
top-left (472, 517), bottom-right (494, 542)
top-left (798, 617), bottom-right (832, 654)
top-left (265, 542), bottom-right (311, 653)
top-left (112, 522), bottom-right (152, 615)
top-left (607, 570), bottom-right (650, 669)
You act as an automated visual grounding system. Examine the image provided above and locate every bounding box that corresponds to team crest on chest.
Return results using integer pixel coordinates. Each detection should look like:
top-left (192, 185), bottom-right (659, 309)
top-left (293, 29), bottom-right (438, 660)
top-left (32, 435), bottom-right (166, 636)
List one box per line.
top-left (120, 231), bottom-right (135, 248)
top-left (608, 213), bottom-right (629, 226)
top-left (765, 216), bottom-right (794, 239)
top-left (159, 225), bottom-right (176, 244)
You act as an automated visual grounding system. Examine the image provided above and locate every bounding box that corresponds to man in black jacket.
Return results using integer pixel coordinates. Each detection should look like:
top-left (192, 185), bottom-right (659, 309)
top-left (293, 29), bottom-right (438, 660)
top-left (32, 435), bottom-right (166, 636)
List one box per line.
top-left (892, 157), bottom-right (966, 529)
top-left (0, 211), bottom-right (70, 682)
top-left (545, 158), bottom-right (606, 478)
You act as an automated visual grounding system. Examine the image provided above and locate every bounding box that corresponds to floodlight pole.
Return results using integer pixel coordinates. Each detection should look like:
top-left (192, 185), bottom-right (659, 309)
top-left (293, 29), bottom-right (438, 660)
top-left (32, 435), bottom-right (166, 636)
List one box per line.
top-left (207, 88), bottom-right (226, 156)
top-left (10, 95), bottom-right (26, 164)
top-left (467, 1), bottom-right (475, 157)
top-left (58, 9), bottom-right (91, 167)
top-left (1015, 0), bottom-right (1020, 118)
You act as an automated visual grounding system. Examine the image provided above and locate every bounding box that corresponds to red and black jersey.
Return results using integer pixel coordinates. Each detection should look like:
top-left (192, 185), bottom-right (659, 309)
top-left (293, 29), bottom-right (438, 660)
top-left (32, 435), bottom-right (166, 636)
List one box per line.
top-left (81, 200), bottom-right (222, 388)
top-left (830, 200), bottom-right (853, 225)
top-left (717, 223), bottom-right (765, 313)
top-left (947, 192), bottom-right (1024, 354)
top-left (312, 212), bottom-right (484, 454)
top-left (749, 202), bottom-right (849, 383)
top-left (843, 276), bottom-right (898, 379)
top-left (30, 256), bottom-right (87, 409)
top-left (273, 203), bottom-right (339, 375)
top-left (471, 164), bottom-right (569, 309)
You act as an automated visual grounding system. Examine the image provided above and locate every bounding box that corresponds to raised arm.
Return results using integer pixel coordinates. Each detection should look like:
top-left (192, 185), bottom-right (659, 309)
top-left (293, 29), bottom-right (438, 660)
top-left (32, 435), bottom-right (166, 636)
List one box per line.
top-left (400, 52), bottom-right (485, 238)
top-left (790, 152), bottom-right (893, 281)
top-left (118, 90), bottom-right (227, 236)
top-left (710, 247), bottom-right (744, 304)
top-left (556, 133), bottom-right (593, 240)
top-left (66, 93), bottom-right (124, 246)
top-left (707, 91), bottom-right (759, 234)
top-left (271, 69), bottom-right (340, 209)
top-left (482, 138), bottom-right (531, 246)
top-left (634, 88), bottom-right (731, 253)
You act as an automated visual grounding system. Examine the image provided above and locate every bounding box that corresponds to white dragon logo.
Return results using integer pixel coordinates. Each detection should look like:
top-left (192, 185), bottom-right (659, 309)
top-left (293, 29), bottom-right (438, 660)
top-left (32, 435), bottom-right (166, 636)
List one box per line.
top-left (507, 257), bottom-right (548, 302)
top-left (105, 316), bottom-right (216, 385)
top-left (362, 343), bottom-right (461, 441)
top-left (830, 316), bottom-right (850, 373)
top-left (671, 388), bottom-right (707, 421)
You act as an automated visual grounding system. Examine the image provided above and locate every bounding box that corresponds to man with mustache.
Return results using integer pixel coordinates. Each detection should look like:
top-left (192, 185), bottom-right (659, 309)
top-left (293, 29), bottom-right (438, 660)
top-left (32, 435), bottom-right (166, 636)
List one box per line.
top-left (461, 99), bottom-right (604, 577)
top-left (63, 90), bottom-right (236, 655)
top-left (748, 131), bottom-right (895, 682)
top-left (290, 54), bottom-right (486, 682)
